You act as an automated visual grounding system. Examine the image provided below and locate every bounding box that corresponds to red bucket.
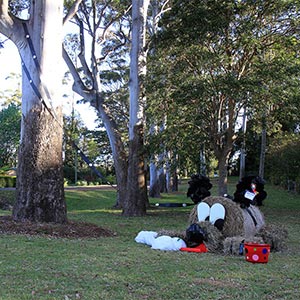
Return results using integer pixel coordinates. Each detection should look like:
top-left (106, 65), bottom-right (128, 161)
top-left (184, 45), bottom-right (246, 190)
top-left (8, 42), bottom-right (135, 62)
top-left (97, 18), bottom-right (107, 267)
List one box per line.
top-left (244, 243), bottom-right (270, 263)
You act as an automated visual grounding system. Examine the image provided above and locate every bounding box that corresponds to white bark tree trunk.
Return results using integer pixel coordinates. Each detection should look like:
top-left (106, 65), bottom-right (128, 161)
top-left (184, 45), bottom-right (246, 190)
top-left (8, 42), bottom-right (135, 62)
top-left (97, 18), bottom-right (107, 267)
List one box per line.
top-left (239, 107), bottom-right (247, 180)
top-left (0, 0), bottom-right (67, 223)
top-left (123, 0), bottom-right (150, 216)
top-left (259, 117), bottom-right (267, 179)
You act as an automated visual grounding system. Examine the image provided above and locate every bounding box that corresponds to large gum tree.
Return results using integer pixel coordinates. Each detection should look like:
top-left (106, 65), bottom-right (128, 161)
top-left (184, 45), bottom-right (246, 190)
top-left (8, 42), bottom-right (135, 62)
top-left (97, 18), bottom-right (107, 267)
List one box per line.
top-left (0, 0), bottom-right (67, 223)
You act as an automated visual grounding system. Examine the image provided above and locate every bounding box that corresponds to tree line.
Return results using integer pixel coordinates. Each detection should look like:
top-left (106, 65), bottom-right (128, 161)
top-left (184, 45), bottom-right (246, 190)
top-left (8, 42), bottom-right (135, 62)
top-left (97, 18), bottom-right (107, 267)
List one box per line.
top-left (0, 0), bottom-right (299, 223)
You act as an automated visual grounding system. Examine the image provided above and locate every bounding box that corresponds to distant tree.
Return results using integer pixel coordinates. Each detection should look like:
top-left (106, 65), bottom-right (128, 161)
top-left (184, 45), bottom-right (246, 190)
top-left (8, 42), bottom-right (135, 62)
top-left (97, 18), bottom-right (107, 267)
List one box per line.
top-left (0, 103), bottom-right (21, 167)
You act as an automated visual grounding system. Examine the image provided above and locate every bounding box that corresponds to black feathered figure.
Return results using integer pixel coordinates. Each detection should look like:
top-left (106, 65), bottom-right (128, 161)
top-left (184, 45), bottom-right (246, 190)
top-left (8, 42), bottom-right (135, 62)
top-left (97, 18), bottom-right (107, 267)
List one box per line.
top-left (187, 174), bottom-right (212, 204)
top-left (233, 175), bottom-right (267, 208)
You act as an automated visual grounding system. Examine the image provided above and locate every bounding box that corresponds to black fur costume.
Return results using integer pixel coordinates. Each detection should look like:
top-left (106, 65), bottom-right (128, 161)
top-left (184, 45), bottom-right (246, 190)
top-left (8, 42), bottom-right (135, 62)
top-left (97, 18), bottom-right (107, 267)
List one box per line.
top-left (233, 175), bottom-right (267, 208)
top-left (187, 174), bottom-right (212, 204)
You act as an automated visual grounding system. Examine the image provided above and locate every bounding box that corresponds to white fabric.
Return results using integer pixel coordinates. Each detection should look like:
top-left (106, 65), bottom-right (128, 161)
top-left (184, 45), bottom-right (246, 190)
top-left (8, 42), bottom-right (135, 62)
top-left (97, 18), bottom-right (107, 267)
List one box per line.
top-left (134, 231), bottom-right (158, 246)
top-left (151, 235), bottom-right (186, 251)
top-left (135, 231), bottom-right (186, 251)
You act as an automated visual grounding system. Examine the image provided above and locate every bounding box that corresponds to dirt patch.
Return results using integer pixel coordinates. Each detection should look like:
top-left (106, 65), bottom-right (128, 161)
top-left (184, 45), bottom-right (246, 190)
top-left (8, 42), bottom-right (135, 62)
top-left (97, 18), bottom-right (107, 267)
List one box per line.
top-left (0, 216), bottom-right (116, 239)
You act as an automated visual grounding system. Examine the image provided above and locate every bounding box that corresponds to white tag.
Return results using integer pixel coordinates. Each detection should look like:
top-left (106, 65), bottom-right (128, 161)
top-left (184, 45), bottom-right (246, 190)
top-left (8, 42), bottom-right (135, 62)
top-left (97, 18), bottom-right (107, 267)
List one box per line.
top-left (244, 190), bottom-right (256, 201)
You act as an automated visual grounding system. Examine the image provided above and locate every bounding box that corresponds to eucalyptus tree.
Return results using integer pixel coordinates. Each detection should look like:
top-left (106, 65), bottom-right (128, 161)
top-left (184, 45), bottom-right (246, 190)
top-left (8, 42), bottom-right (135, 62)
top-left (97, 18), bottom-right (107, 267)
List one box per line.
top-left (148, 0), bottom-right (300, 195)
top-left (0, 0), bottom-right (67, 223)
top-left (63, 0), bottom-right (140, 213)
top-left (63, 0), bottom-right (170, 215)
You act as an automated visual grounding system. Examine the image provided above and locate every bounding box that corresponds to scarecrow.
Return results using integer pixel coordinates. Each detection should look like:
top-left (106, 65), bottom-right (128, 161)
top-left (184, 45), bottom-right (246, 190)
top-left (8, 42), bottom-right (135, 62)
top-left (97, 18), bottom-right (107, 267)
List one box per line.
top-left (135, 174), bottom-right (287, 255)
top-left (186, 175), bottom-right (287, 254)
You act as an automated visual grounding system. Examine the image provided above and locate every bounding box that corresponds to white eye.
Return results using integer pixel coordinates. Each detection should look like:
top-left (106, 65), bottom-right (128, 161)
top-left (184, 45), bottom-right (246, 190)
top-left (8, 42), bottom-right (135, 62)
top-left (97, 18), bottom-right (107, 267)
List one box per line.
top-left (209, 203), bottom-right (225, 225)
top-left (197, 202), bottom-right (210, 222)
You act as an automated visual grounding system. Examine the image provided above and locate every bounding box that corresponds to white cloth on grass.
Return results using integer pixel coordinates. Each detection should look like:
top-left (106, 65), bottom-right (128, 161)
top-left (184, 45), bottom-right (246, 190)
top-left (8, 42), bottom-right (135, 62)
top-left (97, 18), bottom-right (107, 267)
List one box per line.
top-left (135, 231), bottom-right (186, 251)
top-left (151, 235), bottom-right (186, 251)
top-left (135, 231), bottom-right (158, 246)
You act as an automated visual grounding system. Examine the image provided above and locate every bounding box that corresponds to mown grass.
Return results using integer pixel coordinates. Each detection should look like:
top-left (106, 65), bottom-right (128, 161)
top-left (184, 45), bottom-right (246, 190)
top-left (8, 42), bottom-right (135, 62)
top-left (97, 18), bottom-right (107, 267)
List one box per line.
top-left (0, 178), bottom-right (299, 300)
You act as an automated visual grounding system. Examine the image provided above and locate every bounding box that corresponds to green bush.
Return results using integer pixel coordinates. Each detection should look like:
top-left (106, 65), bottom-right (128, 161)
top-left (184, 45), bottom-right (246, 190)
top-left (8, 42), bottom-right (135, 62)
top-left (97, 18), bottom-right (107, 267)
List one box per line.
top-left (266, 133), bottom-right (300, 191)
top-left (0, 175), bottom-right (16, 188)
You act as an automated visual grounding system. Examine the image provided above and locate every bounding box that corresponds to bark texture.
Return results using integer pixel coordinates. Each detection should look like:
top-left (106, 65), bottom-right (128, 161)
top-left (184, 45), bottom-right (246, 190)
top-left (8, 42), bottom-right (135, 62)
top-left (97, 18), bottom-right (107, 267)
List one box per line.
top-left (13, 106), bottom-right (67, 223)
top-left (123, 125), bottom-right (148, 216)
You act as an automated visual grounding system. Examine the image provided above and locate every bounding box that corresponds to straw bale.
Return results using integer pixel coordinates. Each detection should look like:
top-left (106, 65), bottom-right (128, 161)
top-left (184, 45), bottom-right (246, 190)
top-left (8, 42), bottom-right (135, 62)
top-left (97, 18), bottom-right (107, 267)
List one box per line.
top-left (197, 221), bottom-right (224, 252)
top-left (223, 236), bottom-right (264, 255)
top-left (188, 196), bottom-right (244, 237)
top-left (257, 224), bottom-right (288, 252)
top-left (241, 205), bottom-right (265, 238)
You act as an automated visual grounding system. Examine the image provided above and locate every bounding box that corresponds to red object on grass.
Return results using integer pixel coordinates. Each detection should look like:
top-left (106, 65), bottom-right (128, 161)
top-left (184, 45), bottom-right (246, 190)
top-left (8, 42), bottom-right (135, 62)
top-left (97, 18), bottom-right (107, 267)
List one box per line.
top-left (244, 243), bottom-right (270, 263)
top-left (180, 243), bottom-right (208, 253)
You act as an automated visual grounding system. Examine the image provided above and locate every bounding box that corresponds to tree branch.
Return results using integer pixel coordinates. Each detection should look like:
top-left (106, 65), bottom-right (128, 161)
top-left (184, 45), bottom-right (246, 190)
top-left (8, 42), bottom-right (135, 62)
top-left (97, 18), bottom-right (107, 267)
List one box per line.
top-left (0, 0), bottom-right (27, 48)
top-left (63, 0), bottom-right (83, 25)
top-left (62, 46), bottom-right (93, 100)
top-left (0, 0), bottom-right (14, 38)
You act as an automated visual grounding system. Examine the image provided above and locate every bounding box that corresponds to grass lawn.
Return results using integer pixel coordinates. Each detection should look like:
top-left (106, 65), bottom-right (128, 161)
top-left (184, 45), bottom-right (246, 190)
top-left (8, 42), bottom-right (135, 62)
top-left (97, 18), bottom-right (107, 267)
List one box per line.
top-left (0, 178), bottom-right (299, 300)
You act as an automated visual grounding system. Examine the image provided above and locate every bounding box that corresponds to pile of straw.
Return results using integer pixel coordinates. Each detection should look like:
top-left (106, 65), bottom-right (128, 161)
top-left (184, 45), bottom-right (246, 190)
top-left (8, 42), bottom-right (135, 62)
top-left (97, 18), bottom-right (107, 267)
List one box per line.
top-left (223, 236), bottom-right (264, 255)
top-left (257, 224), bottom-right (288, 252)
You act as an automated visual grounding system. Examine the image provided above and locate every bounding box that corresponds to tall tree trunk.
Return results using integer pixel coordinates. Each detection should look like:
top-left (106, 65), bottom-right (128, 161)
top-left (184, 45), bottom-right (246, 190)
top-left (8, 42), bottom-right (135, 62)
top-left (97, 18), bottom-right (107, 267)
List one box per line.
top-left (149, 159), bottom-right (161, 198)
top-left (239, 107), bottom-right (247, 180)
top-left (259, 116), bottom-right (267, 179)
top-left (123, 0), bottom-right (149, 216)
top-left (123, 125), bottom-right (148, 215)
top-left (218, 153), bottom-right (229, 196)
top-left (158, 166), bottom-right (167, 193)
top-left (94, 101), bottom-right (128, 208)
top-left (149, 126), bottom-right (161, 198)
top-left (1, 1), bottom-right (67, 223)
top-left (199, 144), bottom-right (206, 175)
top-left (213, 97), bottom-right (236, 196)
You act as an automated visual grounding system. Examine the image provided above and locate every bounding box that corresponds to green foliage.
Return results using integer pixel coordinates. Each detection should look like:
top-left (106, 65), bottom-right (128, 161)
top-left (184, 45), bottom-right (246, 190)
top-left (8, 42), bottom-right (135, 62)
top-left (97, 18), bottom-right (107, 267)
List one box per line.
top-left (0, 175), bottom-right (16, 188)
top-left (0, 103), bottom-right (21, 167)
top-left (266, 133), bottom-right (300, 188)
top-left (146, 0), bottom-right (300, 184)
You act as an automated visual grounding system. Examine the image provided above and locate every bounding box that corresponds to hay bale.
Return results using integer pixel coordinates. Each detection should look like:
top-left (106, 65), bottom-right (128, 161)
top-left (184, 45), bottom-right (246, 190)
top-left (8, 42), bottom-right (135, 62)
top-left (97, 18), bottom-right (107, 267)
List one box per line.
top-left (241, 205), bottom-right (265, 238)
top-left (188, 196), bottom-right (245, 237)
top-left (197, 221), bottom-right (224, 252)
top-left (258, 224), bottom-right (288, 252)
top-left (223, 236), bottom-right (264, 255)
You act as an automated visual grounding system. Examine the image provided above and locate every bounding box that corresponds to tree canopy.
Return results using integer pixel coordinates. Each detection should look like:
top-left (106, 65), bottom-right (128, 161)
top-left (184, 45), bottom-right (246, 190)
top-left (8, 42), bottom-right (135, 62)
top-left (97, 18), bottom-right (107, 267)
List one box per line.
top-left (146, 0), bottom-right (300, 194)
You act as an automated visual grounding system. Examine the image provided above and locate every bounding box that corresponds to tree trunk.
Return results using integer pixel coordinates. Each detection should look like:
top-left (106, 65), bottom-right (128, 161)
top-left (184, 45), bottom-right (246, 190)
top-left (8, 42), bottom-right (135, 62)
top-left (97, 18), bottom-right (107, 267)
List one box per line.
top-left (158, 167), bottom-right (167, 193)
top-left (259, 120), bottom-right (267, 179)
top-left (123, 125), bottom-right (148, 216)
top-left (239, 107), bottom-right (247, 180)
top-left (13, 106), bottom-right (66, 223)
top-left (94, 101), bottom-right (128, 208)
top-left (149, 160), bottom-right (161, 198)
top-left (149, 125), bottom-right (161, 198)
top-left (112, 153), bottom-right (128, 208)
top-left (199, 144), bottom-right (206, 175)
top-left (2, 1), bottom-right (67, 223)
top-left (123, 0), bottom-right (149, 216)
top-left (218, 153), bottom-right (230, 196)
